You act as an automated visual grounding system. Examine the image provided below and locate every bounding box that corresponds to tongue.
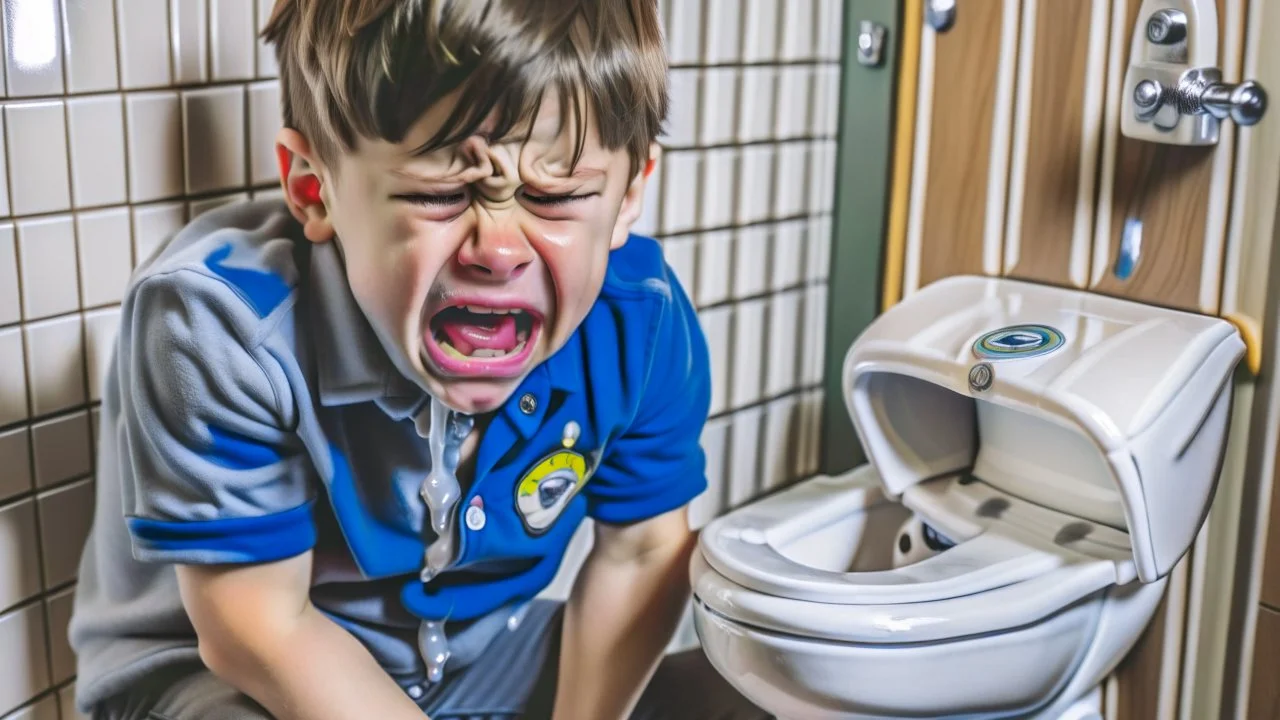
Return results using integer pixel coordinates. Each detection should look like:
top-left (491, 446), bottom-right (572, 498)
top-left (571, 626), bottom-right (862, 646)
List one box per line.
top-left (440, 314), bottom-right (519, 355)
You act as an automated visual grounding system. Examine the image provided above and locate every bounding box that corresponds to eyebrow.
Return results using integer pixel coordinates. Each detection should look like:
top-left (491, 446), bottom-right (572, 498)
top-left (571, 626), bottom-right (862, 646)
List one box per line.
top-left (389, 164), bottom-right (607, 184)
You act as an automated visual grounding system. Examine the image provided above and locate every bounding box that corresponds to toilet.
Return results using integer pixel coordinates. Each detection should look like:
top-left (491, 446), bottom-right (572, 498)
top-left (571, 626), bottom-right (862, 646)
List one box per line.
top-left (690, 275), bottom-right (1245, 719)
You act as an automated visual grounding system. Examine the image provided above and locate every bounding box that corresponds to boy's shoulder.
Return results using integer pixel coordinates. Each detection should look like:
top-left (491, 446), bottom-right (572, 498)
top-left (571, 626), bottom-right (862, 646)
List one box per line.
top-left (600, 233), bottom-right (680, 302)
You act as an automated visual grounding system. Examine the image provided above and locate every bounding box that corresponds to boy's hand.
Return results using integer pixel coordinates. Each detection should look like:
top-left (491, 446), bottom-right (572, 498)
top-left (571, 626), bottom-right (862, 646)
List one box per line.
top-left (552, 506), bottom-right (697, 720)
top-left (175, 552), bottom-right (429, 720)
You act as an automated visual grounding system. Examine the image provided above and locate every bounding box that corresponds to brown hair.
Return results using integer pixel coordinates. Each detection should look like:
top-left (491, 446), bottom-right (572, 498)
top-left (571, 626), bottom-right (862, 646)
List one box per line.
top-left (261, 0), bottom-right (668, 177)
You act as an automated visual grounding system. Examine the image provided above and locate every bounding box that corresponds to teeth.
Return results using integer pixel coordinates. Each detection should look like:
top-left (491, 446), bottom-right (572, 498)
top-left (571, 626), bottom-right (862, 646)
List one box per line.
top-left (471, 348), bottom-right (503, 358)
top-left (460, 305), bottom-right (524, 316)
top-left (517, 328), bottom-right (529, 342)
top-left (466, 305), bottom-right (492, 314)
top-left (439, 340), bottom-right (468, 359)
top-left (438, 339), bottom-right (528, 361)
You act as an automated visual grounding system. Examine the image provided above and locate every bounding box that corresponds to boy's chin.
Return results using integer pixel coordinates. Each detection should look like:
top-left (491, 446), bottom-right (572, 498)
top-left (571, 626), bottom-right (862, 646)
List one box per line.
top-left (425, 375), bottom-right (524, 416)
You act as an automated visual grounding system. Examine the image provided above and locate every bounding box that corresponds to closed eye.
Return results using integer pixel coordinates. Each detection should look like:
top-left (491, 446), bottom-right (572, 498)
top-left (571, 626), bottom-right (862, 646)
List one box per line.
top-left (521, 191), bottom-right (594, 206)
top-left (394, 192), bottom-right (467, 207)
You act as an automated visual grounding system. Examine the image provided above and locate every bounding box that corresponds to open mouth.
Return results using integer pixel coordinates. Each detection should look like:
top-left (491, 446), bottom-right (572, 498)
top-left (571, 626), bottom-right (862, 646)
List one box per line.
top-left (424, 304), bottom-right (541, 375)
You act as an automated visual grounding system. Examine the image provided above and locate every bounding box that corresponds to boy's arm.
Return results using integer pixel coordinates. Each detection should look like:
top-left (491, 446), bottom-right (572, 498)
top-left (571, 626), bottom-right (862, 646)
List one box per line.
top-left (175, 553), bottom-right (428, 720)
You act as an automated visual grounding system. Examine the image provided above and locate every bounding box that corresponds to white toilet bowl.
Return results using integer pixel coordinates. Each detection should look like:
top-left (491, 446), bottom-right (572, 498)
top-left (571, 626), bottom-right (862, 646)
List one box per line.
top-left (691, 276), bottom-right (1244, 719)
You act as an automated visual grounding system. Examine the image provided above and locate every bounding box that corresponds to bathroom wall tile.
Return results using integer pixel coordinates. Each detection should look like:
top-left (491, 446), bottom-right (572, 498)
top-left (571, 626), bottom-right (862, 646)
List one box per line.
top-left (732, 227), bottom-right (769, 301)
top-left (696, 230), bottom-right (732, 308)
top-left (62, 0), bottom-right (118, 93)
top-left (189, 192), bottom-right (248, 220)
top-left (765, 290), bottom-right (801, 398)
top-left (741, 0), bottom-right (779, 63)
top-left (5, 102), bottom-right (71, 216)
top-left (796, 389), bottom-right (824, 476)
top-left (0, 115), bottom-right (10, 217)
top-left (17, 216), bottom-right (79, 321)
top-left (0, 500), bottom-right (40, 612)
top-left (0, 225), bottom-right (18, 325)
top-left (30, 412), bottom-right (89, 489)
top-left (250, 186), bottom-right (284, 203)
top-left (659, 151), bottom-right (698, 235)
top-left (698, 149), bottom-right (735, 230)
top-left (0, 602), bottom-right (51, 715)
top-left (82, 308), bottom-right (120, 403)
top-left (807, 215), bottom-right (832, 283)
top-left (780, 0), bottom-right (816, 62)
top-left (44, 588), bottom-right (73, 685)
top-left (771, 219), bottom-right (806, 291)
top-left (37, 478), bottom-right (94, 588)
top-left (774, 142), bottom-right (809, 219)
top-left (761, 395), bottom-right (799, 490)
top-left (248, 81), bottom-right (281, 186)
top-left (665, 0), bottom-right (702, 65)
top-left (699, 68), bottom-right (738, 147)
top-left (661, 233), bottom-right (695, 301)
top-left (184, 87), bottom-right (247, 194)
top-left (703, 0), bottom-right (742, 65)
top-left (691, 416), bottom-right (730, 530)
top-left (60, 682), bottom-right (85, 720)
top-left (735, 146), bottom-right (773, 226)
top-left (815, 67), bottom-right (842, 137)
top-left (67, 96), bottom-right (128, 209)
top-left (776, 67), bottom-right (813, 140)
top-left (737, 67), bottom-right (777, 144)
top-left (633, 158), bottom-right (660, 237)
top-left (90, 407), bottom-right (99, 459)
top-left (4, 0), bottom-right (65, 96)
top-left (698, 306), bottom-right (731, 416)
top-left (23, 316), bottom-right (85, 417)
top-left (126, 92), bottom-right (184, 203)
top-left (818, 0), bottom-right (845, 61)
top-left (662, 68), bottom-right (698, 149)
top-left (255, 0), bottom-right (278, 78)
top-left (4, 693), bottom-right (57, 720)
top-left (211, 0), bottom-right (256, 81)
top-left (170, 0), bottom-right (209, 84)
top-left (117, 0), bottom-right (172, 89)
top-left (730, 299), bottom-right (766, 409)
top-left (808, 141), bottom-right (837, 216)
top-left (75, 209), bottom-right (132, 309)
top-left (0, 329), bottom-right (27, 426)
top-left (0, 428), bottom-right (31, 503)
top-left (131, 202), bottom-right (186, 267)
top-left (727, 407), bottom-right (763, 506)
top-left (802, 284), bottom-right (828, 386)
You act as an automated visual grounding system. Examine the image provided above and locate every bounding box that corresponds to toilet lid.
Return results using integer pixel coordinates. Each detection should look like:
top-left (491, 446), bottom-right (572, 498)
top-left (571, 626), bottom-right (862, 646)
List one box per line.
top-left (843, 276), bottom-right (1244, 583)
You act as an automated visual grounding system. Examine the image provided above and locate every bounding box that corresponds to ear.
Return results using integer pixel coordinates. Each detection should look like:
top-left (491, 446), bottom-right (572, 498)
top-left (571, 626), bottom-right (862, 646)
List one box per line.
top-left (275, 128), bottom-right (336, 244)
top-left (609, 142), bottom-right (661, 250)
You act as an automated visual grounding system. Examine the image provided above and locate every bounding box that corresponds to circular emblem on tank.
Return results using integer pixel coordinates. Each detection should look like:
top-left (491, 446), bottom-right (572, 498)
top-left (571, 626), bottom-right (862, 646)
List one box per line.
top-left (973, 324), bottom-right (1064, 360)
top-left (968, 363), bottom-right (993, 392)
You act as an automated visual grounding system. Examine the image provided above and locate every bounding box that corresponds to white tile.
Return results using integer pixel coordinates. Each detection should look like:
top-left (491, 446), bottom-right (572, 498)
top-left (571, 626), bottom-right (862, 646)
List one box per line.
top-left (691, 416), bottom-right (730, 530)
top-left (66, 96), bottom-right (127, 209)
top-left (771, 220), bottom-right (807, 291)
top-left (662, 68), bottom-right (698, 149)
top-left (761, 395), bottom-right (800, 490)
top-left (776, 67), bottom-right (813, 139)
top-left (38, 478), bottom-right (93, 588)
top-left (4, 693), bottom-right (58, 720)
top-left (0, 602), bottom-right (51, 714)
top-left (75, 209), bottom-right (132, 308)
top-left (695, 230), bottom-right (732, 308)
top-left (665, 0), bottom-right (702, 64)
top-left (5, 102), bottom-right (71, 216)
top-left (735, 146), bottom-right (774, 226)
top-left (131, 202), bottom-right (186, 267)
top-left (211, 0), bottom-right (255, 81)
top-left (818, 0), bottom-right (845, 60)
top-left (796, 389), bottom-right (824, 476)
top-left (780, 0), bottom-right (816, 61)
top-left (250, 186), bottom-right (284, 202)
top-left (802, 284), bottom-right (828, 386)
top-left (62, 0), bottom-right (118, 93)
top-left (775, 143), bottom-right (809, 219)
top-left (0, 428), bottom-right (30, 503)
top-left (184, 87), bottom-right (247, 194)
top-left (255, 0), bottom-right (277, 78)
top-left (698, 149), bottom-right (736, 230)
top-left (17, 216), bottom-right (78, 320)
top-left (59, 684), bottom-right (86, 720)
top-left (765, 290), bottom-right (802, 397)
top-left (730, 299), bottom-right (766, 409)
top-left (117, 0), bottom-right (171, 89)
top-left (126, 92), bottom-right (184, 203)
top-left (815, 66), bottom-right (842, 137)
top-left (3, 0), bottom-right (65, 96)
top-left (659, 151), bottom-right (698, 235)
top-left (30, 412), bottom-right (89, 489)
top-left (699, 68), bottom-right (738, 147)
top-left (814, 141), bottom-right (840, 215)
top-left (89, 408), bottom-right (98, 460)
top-left (727, 407), bottom-right (763, 505)
top-left (44, 588), bottom-right (73, 685)
top-left (189, 192), bottom-right (247, 220)
top-left (248, 81), bottom-right (281, 186)
top-left (661, 234), bottom-right (696, 300)
top-left (742, 0), bottom-right (779, 63)
top-left (738, 67), bottom-right (777, 143)
top-left (703, 0), bottom-right (743, 64)
top-left (632, 156), bottom-right (660, 237)
top-left (83, 308), bottom-right (120, 403)
top-left (807, 215), bottom-right (833, 282)
top-left (0, 115), bottom-right (10, 217)
top-left (0, 329), bottom-right (26, 426)
top-left (0, 225), bottom-right (18, 325)
top-left (23, 315), bottom-right (85, 416)
top-left (732, 227), bottom-right (770, 300)
top-left (698, 306), bottom-right (731, 416)
top-left (0, 500), bottom-right (40, 611)
top-left (170, 0), bottom-right (208, 84)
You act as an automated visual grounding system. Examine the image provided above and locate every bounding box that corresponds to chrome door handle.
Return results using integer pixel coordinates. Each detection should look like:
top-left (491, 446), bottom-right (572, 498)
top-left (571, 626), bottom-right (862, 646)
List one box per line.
top-left (925, 0), bottom-right (956, 32)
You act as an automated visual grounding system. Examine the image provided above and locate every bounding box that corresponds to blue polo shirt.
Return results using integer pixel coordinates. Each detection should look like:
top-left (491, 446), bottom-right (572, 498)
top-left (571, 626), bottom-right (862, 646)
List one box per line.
top-left (68, 199), bottom-right (711, 711)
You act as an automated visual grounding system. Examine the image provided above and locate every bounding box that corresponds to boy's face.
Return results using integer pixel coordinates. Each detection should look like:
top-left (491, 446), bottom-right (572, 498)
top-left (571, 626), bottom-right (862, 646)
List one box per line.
top-left (282, 94), bottom-right (654, 415)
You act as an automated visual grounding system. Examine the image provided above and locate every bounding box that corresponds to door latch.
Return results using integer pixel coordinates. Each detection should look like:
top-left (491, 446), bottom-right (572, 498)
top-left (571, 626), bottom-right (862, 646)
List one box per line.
top-left (857, 21), bottom-right (887, 67)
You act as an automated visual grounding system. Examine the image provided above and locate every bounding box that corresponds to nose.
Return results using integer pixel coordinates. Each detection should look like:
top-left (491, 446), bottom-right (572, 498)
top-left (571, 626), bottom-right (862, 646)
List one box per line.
top-left (456, 218), bottom-right (535, 281)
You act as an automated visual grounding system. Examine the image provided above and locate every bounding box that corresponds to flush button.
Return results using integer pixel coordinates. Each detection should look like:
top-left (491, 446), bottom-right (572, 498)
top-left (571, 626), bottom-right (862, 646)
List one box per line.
top-left (519, 393), bottom-right (537, 414)
top-left (465, 504), bottom-right (486, 531)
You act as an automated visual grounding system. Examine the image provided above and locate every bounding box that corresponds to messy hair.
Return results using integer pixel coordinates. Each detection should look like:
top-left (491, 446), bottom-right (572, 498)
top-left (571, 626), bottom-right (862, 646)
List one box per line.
top-left (261, 0), bottom-right (668, 178)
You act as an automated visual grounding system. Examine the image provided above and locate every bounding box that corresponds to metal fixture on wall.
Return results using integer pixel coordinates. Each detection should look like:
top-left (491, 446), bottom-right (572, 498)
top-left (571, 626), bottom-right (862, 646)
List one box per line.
top-left (1121, 0), bottom-right (1267, 145)
top-left (924, 0), bottom-right (955, 32)
top-left (857, 21), bottom-right (887, 67)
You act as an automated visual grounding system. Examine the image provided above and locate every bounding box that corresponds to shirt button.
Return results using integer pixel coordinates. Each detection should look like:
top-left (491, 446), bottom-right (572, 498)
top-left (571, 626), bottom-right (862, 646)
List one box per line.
top-left (465, 505), bottom-right (486, 531)
top-left (407, 684), bottom-right (424, 700)
top-left (519, 393), bottom-right (537, 414)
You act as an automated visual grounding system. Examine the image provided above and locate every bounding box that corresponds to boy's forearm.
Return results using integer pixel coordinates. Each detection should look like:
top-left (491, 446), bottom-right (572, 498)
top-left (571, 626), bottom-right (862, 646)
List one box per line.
top-left (552, 521), bottom-right (697, 720)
